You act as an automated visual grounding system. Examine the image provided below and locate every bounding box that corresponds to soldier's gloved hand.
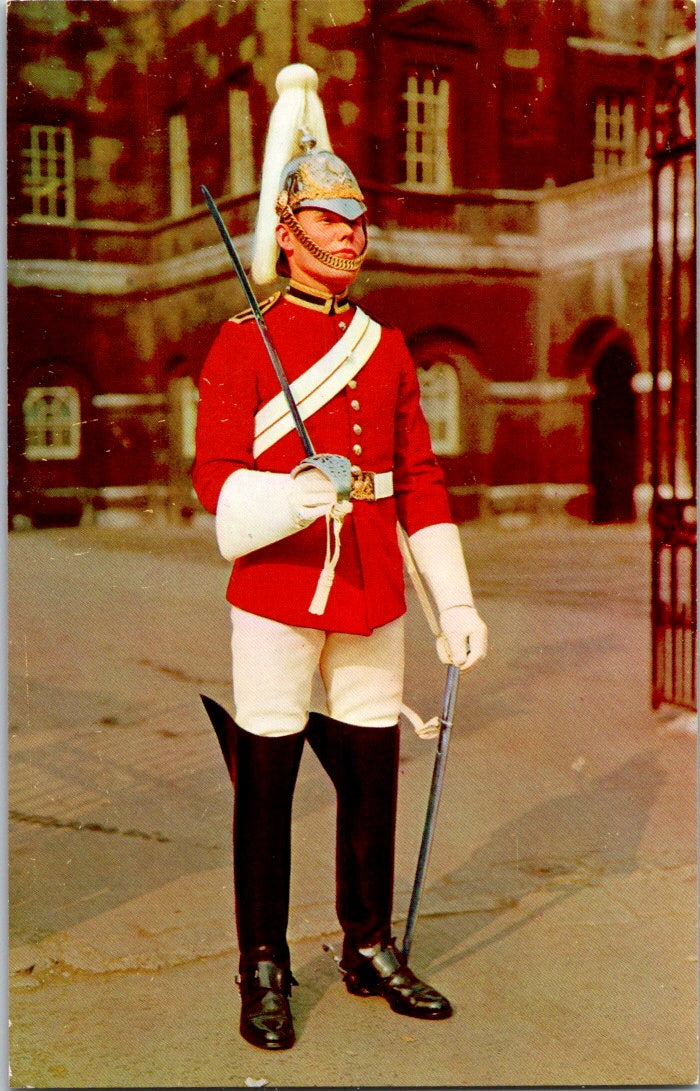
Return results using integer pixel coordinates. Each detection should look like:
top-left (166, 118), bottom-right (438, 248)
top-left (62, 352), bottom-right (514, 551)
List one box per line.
top-left (436, 605), bottom-right (488, 672)
top-left (407, 522), bottom-right (488, 674)
top-left (216, 467), bottom-right (344, 564)
top-left (289, 465), bottom-right (339, 522)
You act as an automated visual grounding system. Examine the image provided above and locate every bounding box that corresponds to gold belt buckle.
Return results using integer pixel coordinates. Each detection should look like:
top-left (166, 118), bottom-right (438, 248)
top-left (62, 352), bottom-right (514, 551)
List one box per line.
top-left (350, 468), bottom-right (375, 502)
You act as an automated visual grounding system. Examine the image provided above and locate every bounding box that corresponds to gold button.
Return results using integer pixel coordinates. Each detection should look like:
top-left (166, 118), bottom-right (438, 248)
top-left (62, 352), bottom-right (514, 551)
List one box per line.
top-left (353, 424), bottom-right (362, 436)
top-left (351, 464), bottom-right (361, 474)
top-left (339, 320), bottom-right (347, 331)
top-left (348, 379), bottom-right (357, 389)
top-left (353, 444), bottom-right (363, 456)
top-left (350, 399), bottom-right (360, 411)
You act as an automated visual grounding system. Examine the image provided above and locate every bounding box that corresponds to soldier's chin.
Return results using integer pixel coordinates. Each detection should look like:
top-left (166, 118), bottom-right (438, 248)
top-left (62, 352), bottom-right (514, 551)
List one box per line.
top-left (315, 254), bottom-right (362, 290)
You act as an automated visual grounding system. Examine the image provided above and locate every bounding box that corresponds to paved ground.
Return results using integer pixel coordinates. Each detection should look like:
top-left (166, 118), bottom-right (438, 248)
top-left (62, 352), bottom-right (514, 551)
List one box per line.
top-left (7, 516), bottom-right (698, 1089)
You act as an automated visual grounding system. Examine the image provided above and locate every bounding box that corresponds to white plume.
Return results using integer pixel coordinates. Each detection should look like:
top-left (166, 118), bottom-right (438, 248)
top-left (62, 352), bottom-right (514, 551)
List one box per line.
top-left (251, 64), bottom-right (333, 285)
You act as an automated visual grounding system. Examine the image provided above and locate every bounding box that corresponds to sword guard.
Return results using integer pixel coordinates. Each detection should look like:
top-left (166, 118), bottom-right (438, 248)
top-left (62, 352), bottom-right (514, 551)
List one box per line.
top-left (295, 453), bottom-right (352, 503)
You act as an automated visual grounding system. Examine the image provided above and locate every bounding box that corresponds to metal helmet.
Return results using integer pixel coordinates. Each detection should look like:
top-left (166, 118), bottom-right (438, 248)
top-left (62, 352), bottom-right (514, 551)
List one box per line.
top-left (276, 147), bottom-right (366, 221)
top-left (251, 64), bottom-right (367, 285)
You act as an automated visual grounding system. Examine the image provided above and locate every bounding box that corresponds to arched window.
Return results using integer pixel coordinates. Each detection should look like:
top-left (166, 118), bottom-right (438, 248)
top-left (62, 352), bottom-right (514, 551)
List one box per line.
top-left (23, 386), bottom-right (81, 460)
top-left (418, 362), bottom-right (460, 455)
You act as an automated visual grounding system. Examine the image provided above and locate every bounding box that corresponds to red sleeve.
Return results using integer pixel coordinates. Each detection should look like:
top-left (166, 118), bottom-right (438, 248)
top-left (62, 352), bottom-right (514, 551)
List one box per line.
top-left (192, 322), bottom-right (258, 514)
top-left (391, 331), bottom-right (453, 535)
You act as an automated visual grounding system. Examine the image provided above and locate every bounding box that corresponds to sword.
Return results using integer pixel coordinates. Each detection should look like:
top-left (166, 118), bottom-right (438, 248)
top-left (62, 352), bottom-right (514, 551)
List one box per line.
top-left (200, 185), bottom-right (351, 499)
top-left (402, 663), bottom-right (460, 961)
top-left (397, 528), bottom-right (465, 960)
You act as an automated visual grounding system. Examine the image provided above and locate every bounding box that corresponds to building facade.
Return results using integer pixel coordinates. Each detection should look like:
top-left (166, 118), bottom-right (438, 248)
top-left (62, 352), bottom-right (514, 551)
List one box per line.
top-left (7, 0), bottom-right (696, 527)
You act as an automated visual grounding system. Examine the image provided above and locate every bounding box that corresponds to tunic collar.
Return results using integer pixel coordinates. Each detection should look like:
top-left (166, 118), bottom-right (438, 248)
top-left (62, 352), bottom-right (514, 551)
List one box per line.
top-left (285, 280), bottom-right (351, 314)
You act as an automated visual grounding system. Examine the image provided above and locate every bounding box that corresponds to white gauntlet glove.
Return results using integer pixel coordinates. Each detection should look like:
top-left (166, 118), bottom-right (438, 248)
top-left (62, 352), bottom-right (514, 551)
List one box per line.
top-left (408, 522), bottom-right (488, 672)
top-left (435, 604), bottom-right (488, 671)
top-left (215, 465), bottom-right (339, 563)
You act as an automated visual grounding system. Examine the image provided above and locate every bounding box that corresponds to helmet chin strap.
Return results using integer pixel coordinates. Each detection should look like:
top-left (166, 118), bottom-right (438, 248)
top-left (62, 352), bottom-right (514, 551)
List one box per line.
top-left (276, 202), bottom-right (367, 274)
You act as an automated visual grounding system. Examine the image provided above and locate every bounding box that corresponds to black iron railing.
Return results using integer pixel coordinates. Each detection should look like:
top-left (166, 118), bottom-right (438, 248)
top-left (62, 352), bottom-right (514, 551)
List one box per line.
top-left (649, 50), bottom-right (697, 712)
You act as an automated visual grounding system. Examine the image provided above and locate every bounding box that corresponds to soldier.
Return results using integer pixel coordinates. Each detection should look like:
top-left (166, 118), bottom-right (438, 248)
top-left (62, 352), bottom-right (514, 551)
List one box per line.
top-left (193, 64), bottom-right (487, 1051)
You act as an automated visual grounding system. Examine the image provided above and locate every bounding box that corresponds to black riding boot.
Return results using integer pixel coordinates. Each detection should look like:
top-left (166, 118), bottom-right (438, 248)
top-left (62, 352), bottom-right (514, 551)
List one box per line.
top-left (200, 698), bottom-right (303, 1050)
top-left (306, 712), bottom-right (452, 1020)
top-left (306, 712), bottom-right (399, 952)
top-left (234, 723), bottom-right (305, 1049)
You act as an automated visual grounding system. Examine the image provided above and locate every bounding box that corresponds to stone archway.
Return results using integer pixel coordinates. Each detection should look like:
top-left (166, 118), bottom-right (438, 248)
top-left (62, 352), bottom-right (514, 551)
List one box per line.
top-left (564, 320), bottom-right (640, 524)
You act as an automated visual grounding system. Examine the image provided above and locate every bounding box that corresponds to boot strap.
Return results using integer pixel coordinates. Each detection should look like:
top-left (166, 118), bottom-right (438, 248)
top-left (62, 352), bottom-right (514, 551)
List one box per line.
top-left (237, 960), bottom-right (297, 993)
top-left (369, 944), bottom-right (402, 979)
top-left (341, 939), bottom-right (403, 980)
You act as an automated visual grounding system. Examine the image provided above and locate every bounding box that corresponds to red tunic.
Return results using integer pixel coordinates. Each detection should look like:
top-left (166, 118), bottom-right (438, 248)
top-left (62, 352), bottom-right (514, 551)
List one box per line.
top-left (193, 292), bottom-right (452, 635)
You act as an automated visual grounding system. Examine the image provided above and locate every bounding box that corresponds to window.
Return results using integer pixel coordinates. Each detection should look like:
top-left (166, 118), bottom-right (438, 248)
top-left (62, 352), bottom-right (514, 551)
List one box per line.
top-left (23, 386), bottom-right (81, 460)
top-left (20, 125), bottom-right (75, 220)
top-left (593, 93), bottom-right (637, 177)
top-left (169, 113), bottom-right (192, 216)
top-left (418, 363), bottom-right (460, 455)
top-left (402, 73), bottom-right (452, 190)
top-left (228, 88), bottom-right (255, 197)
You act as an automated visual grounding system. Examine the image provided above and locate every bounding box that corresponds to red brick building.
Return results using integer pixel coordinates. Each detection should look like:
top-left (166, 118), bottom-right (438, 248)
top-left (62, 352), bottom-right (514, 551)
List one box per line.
top-left (7, 0), bottom-right (696, 527)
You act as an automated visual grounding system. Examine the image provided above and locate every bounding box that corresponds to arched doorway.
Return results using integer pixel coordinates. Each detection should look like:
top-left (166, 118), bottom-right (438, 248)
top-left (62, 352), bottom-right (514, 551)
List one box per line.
top-left (590, 340), bottom-right (638, 523)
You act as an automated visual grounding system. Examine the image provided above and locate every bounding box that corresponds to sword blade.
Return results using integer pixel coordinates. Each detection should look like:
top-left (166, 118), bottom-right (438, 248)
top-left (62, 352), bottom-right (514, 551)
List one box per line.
top-left (201, 185), bottom-right (315, 459)
top-left (402, 663), bottom-right (460, 960)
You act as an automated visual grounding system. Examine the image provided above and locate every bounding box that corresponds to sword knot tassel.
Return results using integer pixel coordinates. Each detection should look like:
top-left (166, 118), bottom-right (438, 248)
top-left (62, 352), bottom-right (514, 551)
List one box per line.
top-left (308, 501), bottom-right (352, 615)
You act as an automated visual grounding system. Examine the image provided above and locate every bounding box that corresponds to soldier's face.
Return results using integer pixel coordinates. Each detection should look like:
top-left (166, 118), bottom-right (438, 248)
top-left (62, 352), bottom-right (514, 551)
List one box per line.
top-left (276, 209), bottom-right (366, 293)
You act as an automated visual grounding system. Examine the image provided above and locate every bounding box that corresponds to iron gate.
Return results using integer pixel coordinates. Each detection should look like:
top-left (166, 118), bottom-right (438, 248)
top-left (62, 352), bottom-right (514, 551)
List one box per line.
top-left (649, 50), bottom-right (697, 712)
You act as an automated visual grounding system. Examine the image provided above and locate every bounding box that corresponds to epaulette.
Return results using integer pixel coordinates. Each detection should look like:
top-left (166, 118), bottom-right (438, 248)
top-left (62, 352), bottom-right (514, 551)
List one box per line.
top-left (230, 291), bottom-right (281, 324)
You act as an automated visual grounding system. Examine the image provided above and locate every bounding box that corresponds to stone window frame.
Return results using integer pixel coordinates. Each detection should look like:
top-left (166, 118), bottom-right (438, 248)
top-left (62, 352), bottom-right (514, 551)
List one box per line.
top-left (228, 86), bottom-right (255, 198)
top-left (169, 81), bottom-right (254, 214)
top-left (169, 375), bottom-right (199, 461)
top-left (169, 113), bottom-right (192, 217)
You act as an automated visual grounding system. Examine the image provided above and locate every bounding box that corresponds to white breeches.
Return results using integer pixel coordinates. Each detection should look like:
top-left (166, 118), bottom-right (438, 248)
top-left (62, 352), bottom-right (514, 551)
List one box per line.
top-left (230, 606), bottom-right (405, 737)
